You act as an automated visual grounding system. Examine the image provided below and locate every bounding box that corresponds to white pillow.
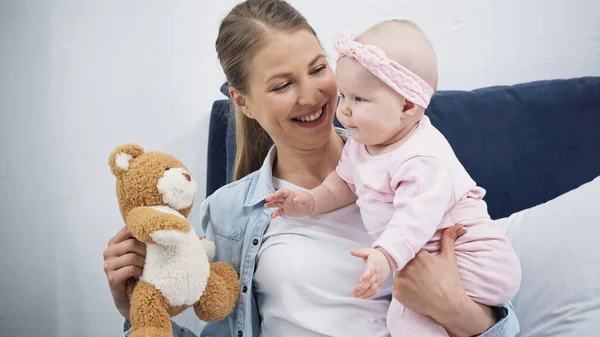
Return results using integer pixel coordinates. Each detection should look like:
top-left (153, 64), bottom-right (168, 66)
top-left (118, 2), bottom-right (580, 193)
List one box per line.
top-left (497, 175), bottom-right (600, 337)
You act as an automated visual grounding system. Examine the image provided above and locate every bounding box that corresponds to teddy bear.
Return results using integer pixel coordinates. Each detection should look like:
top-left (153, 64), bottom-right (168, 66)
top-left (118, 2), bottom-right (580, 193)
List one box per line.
top-left (108, 143), bottom-right (239, 337)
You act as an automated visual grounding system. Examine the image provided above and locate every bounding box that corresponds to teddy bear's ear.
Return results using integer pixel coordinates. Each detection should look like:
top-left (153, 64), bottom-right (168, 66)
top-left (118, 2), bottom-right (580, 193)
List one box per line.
top-left (108, 143), bottom-right (144, 177)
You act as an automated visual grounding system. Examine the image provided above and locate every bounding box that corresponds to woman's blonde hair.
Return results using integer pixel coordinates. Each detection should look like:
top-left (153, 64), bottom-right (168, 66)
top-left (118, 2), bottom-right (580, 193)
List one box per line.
top-left (215, 0), bottom-right (317, 180)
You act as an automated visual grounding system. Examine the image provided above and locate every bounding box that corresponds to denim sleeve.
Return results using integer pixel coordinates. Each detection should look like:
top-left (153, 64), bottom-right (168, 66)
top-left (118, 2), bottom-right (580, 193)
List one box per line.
top-left (123, 319), bottom-right (199, 337)
top-left (477, 302), bottom-right (520, 337)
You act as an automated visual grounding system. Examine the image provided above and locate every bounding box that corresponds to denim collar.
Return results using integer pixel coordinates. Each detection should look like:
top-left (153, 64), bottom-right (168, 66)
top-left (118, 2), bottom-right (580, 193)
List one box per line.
top-left (243, 127), bottom-right (350, 207)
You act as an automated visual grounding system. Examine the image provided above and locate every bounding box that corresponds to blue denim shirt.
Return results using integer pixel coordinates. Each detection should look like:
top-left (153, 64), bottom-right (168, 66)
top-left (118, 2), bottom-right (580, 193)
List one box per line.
top-left (124, 129), bottom-right (520, 337)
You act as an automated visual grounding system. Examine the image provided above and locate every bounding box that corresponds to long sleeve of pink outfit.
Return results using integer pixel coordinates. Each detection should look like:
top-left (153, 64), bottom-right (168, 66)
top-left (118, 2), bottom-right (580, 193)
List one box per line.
top-left (373, 157), bottom-right (455, 271)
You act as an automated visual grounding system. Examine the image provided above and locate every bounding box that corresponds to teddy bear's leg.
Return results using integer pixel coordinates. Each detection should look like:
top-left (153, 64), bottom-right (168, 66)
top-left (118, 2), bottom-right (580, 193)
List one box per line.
top-left (129, 280), bottom-right (173, 337)
top-left (193, 262), bottom-right (240, 322)
top-left (211, 262), bottom-right (241, 306)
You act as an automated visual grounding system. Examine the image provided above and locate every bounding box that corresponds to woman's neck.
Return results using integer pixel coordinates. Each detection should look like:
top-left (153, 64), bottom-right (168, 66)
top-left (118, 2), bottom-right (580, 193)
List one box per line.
top-left (273, 130), bottom-right (344, 190)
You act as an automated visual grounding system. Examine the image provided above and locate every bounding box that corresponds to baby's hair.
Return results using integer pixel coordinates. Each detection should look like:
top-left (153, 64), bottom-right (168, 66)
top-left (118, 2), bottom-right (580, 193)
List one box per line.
top-left (376, 19), bottom-right (419, 29)
top-left (358, 19), bottom-right (439, 91)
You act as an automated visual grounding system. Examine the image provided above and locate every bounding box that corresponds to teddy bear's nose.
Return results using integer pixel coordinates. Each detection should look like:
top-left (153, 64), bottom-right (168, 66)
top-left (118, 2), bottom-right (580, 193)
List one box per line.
top-left (183, 172), bottom-right (191, 182)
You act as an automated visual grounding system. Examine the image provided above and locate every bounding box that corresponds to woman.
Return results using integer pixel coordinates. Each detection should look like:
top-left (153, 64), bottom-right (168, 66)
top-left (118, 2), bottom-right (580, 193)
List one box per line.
top-left (103, 0), bottom-right (519, 336)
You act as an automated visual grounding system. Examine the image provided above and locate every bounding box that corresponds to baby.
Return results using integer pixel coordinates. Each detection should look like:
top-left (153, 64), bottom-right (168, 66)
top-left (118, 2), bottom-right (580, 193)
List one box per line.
top-left (264, 20), bottom-right (521, 336)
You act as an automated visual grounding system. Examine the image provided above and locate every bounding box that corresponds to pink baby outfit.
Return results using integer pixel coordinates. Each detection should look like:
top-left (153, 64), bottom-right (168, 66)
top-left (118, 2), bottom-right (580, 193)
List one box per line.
top-left (336, 116), bottom-right (522, 337)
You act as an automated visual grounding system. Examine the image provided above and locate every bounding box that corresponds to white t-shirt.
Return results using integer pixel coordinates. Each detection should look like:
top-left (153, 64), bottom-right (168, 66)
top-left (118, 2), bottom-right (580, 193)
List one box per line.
top-left (254, 178), bottom-right (392, 337)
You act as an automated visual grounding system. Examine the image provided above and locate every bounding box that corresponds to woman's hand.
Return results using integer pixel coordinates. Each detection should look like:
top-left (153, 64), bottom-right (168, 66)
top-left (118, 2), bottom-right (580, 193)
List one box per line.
top-left (103, 225), bottom-right (146, 321)
top-left (393, 225), bottom-right (497, 337)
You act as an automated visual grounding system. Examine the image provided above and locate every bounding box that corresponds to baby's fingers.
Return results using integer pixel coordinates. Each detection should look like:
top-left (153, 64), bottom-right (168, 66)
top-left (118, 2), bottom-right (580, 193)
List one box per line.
top-left (353, 273), bottom-right (377, 298)
top-left (359, 262), bottom-right (376, 283)
top-left (350, 248), bottom-right (371, 260)
top-left (360, 278), bottom-right (381, 299)
top-left (353, 264), bottom-right (377, 297)
top-left (264, 195), bottom-right (285, 203)
top-left (271, 209), bottom-right (286, 218)
top-left (267, 189), bottom-right (291, 200)
top-left (264, 201), bottom-right (283, 209)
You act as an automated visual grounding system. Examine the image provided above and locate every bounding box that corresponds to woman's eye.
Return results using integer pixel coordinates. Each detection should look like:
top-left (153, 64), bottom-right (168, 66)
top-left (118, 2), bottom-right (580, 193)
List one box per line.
top-left (311, 65), bottom-right (326, 75)
top-left (355, 96), bottom-right (366, 102)
top-left (273, 82), bottom-right (291, 92)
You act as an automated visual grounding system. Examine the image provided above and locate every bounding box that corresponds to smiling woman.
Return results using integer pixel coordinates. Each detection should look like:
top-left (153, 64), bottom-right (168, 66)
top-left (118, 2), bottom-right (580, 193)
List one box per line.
top-left (214, 1), bottom-right (339, 181)
top-left (226, 28), bottom-right (339, 168)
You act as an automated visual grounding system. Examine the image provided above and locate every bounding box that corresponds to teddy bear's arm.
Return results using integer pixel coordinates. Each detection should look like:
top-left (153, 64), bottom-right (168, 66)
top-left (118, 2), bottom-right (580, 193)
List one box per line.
top-left (125, 206), bottom-right (191, 244)
top-left (199, 237), bottom-right (216, 261)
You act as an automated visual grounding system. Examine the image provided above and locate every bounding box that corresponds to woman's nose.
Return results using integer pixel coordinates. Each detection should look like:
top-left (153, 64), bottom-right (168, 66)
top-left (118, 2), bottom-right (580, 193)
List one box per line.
top-left (297, 82), bottom-right (320, 107)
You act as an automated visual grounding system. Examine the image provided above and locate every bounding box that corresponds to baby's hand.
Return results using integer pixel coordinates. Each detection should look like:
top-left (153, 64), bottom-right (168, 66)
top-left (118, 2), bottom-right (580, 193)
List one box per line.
top-left (350, 248), bottom-right (392, 299)
top-left (264, 189), bottom-right (315, 218)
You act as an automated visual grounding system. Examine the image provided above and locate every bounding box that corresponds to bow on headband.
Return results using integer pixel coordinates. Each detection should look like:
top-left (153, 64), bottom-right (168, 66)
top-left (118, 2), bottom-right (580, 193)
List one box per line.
top-left (333, 30), bottom-right (434, 109)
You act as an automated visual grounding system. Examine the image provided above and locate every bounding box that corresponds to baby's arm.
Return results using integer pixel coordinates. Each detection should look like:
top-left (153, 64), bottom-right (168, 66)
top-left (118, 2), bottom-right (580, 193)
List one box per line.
top-left (374, 157), bottom-right (456, 271)
top-left (311, 170), bottom-right (357, 214)
top-left (264, 170), bottom-right (356, 218)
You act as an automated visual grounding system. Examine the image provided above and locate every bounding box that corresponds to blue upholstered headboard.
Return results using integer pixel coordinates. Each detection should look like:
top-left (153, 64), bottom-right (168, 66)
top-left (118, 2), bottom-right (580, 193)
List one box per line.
top-left (206, 77), bottom-right (600, 219)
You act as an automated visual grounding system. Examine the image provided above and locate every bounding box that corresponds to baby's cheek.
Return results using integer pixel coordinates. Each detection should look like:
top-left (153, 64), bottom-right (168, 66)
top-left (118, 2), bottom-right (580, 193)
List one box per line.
top-left (362, 113), bottom-right (385, 131)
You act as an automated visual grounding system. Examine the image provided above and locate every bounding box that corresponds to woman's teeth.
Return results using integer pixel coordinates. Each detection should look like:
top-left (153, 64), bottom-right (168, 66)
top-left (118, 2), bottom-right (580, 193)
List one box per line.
top-left (294, 109), bottom-right (323, 122)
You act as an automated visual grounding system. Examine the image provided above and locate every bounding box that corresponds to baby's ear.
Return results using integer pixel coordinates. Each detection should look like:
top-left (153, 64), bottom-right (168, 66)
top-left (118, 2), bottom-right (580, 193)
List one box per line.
top-left (108, 143), bottom-right (144, 177)
top-left (401, 99), bottom-right (419, 118)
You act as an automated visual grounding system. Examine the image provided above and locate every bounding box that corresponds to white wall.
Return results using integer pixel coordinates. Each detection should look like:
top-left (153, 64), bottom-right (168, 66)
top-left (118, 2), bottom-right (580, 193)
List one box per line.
top-left (0, 0), bottom-right (598, 336)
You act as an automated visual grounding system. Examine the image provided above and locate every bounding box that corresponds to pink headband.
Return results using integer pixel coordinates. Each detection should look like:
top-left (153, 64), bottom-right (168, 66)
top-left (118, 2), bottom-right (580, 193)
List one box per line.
top-left (333, 30), bottom-right (434, 109)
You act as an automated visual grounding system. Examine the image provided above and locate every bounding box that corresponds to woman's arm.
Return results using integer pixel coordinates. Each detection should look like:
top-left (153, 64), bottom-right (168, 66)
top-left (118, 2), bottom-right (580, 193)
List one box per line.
top-left (392, 225), bottom-right (519, 337)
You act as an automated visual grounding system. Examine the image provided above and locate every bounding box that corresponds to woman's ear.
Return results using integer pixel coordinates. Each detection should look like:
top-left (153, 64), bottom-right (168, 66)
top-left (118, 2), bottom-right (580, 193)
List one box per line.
top-left (229, 87), bottom-right (254, 119)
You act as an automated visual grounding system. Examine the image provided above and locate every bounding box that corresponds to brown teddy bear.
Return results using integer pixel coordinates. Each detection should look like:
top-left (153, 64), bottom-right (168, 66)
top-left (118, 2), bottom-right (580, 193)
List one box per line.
top-left (108, 143), bottom-right (239, 337)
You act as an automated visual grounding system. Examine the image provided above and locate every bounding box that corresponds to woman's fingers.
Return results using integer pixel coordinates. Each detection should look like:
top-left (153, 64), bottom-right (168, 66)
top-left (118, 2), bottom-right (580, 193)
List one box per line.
top-left (103, 234), bottom-right (146, 284)
top-left (108, 225), bottom-right (133, 246)
top-left (107, 265), bottom-right (143, 287)
top-left (104, 226), bottom-right (143, 321)
top-left (104, 238), bottom-right (146, 261)
top-left (105, 252), bottom-right (146, 272)
top-left (439, 225), bottom-right (466, 260)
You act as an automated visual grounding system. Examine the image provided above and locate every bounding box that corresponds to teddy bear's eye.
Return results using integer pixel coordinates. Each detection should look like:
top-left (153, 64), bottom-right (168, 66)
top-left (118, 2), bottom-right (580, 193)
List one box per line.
top-left (164, 168), bottom-right (171, 172)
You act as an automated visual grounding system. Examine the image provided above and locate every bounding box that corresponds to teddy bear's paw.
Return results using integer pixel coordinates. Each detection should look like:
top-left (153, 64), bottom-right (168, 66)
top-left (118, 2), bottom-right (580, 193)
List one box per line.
top-left (150, 229), bottom-right (194, 246)
top-left (130, 327), bottom-right (173, 337)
